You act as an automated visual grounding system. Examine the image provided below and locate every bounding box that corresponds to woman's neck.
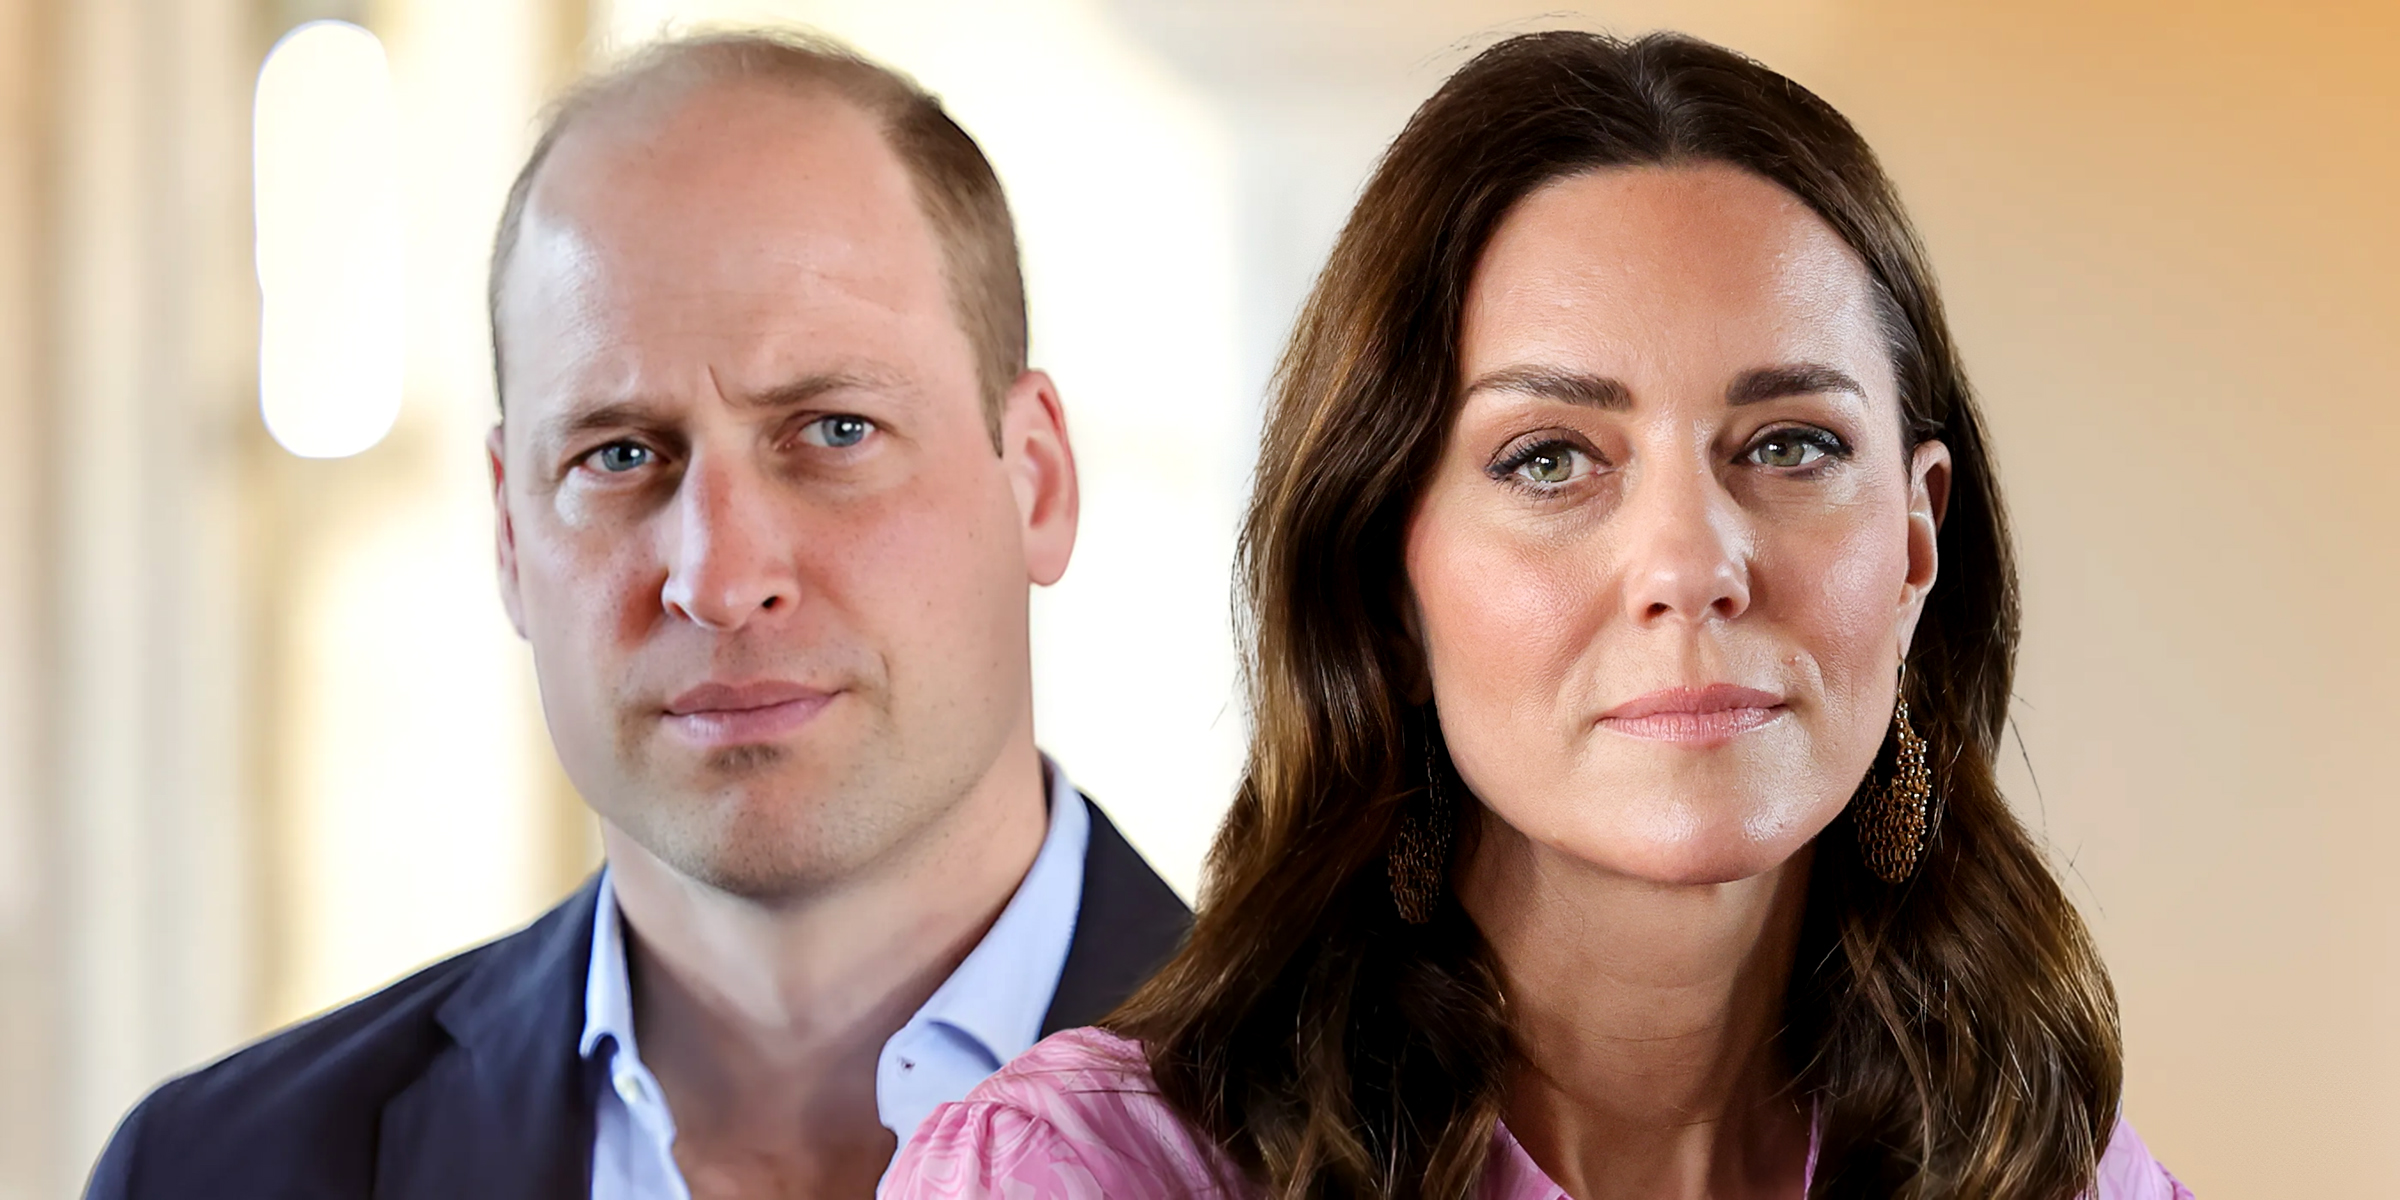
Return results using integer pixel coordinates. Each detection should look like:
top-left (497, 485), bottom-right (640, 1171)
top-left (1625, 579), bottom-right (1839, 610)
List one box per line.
top-left (1457, 816), bottom-right (1815, 1200)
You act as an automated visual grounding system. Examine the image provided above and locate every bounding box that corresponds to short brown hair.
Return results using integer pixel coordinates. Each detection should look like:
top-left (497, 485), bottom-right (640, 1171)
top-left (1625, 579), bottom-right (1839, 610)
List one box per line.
top-left (1113, 30), bottom-right (2120, 1200)
top-left (487, 30), bottom-right (1026, 437)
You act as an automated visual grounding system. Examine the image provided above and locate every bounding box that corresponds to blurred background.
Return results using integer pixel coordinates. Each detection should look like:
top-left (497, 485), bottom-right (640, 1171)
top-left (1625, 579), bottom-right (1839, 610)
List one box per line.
top-left (0, 0), bottom-right (2393, 1193)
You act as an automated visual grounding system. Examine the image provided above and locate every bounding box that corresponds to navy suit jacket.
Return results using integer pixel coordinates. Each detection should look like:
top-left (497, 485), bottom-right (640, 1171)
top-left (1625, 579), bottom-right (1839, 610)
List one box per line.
top-left (85, 797), bottom-right (1189, 1199)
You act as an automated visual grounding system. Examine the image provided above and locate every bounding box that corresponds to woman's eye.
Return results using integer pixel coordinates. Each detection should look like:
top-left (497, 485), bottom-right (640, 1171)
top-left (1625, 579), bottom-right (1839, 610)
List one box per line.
top-left (590, 442), bottom-right (652, 473)
top-left (801, 414), bottom-right (876, 449)
top-left (1519, 449), bottom-right (1575, 484)
top-left (1499, 441), bottom-right (1585, 487)
top-left (1745, 429), bottom-right (1843, 470)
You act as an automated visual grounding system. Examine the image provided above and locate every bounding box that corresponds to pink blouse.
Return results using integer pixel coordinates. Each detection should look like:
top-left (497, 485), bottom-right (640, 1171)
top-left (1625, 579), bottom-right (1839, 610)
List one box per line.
top-left (887, 1027), bottom-right (2193, 1199)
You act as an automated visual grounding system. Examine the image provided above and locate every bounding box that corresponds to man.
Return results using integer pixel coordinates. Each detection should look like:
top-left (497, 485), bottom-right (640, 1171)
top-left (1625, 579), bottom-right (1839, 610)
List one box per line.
top-left (87, 31), bottom-right (1188, 1199)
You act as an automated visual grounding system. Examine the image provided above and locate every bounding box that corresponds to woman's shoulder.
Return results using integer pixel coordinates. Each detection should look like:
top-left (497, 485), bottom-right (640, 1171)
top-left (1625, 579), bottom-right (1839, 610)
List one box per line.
top-left (2096, 1117), bottom-right (2196, 1200)
top-left (886, 1026), bottom-right (1242, 1199)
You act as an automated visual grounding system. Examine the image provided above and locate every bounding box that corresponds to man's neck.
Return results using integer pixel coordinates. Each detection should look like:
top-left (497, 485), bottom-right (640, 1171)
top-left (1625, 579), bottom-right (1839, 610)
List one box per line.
top-left (602, 738), bottom-right (1051, 1199)
top-left (1459, 821), bottom-right (1814, 1200)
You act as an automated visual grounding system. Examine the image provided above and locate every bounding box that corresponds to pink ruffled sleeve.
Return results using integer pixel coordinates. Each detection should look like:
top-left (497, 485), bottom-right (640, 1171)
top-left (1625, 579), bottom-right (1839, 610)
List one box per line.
top-left (890, 1099), bottom-right (1116, 1199)
top-left (884, 1027), bottom-right (1233, 1200)
top-left (2095, 1117), bottom-right (2196, 1200)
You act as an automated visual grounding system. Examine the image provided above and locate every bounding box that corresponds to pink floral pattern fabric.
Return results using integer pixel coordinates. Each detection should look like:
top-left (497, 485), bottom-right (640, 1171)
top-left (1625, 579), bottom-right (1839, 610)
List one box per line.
top-left (886, 1027), bottom-right (2195, 1199)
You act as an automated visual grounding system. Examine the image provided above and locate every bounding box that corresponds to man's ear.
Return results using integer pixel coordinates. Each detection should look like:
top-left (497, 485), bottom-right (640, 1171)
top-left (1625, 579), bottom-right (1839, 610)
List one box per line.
top-left (998, 370), bottom-right (1078, 587)
top-left (1899, 438), bottom-right (1952, 655)
top-left (489, 423), bottom-right (529, 638)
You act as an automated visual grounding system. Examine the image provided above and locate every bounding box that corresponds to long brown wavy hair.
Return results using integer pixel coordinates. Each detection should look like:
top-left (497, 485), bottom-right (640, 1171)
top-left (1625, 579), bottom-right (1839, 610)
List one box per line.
top-left (1108, 30), bottom-right (2121, 1200)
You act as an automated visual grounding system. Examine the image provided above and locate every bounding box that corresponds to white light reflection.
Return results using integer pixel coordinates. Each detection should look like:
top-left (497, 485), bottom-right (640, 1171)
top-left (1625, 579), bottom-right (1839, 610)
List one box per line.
top-left (253, 20), bottom-right (405, 459)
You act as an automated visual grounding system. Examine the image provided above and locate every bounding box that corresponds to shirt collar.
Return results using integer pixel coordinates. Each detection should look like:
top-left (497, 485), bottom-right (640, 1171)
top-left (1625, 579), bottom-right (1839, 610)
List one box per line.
top-left (579, 754), bottom-right (1092, 1072)
top-left (580, 869), bottom-right (638, 1064)
top-left (899, 755), bottom-right (1090, 1066)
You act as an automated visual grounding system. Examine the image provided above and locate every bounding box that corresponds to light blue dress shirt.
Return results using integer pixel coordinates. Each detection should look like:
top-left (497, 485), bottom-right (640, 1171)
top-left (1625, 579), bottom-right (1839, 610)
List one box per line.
top-left (581, 758), bottom-right (1093, 1198)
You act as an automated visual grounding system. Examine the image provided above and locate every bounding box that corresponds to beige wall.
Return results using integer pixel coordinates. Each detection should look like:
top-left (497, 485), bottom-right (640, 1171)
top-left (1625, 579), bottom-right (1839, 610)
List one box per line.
top-left (1816, 5), bottom-right (2400, 1192)
top-left (0, 0), bottom-right (54, 1191)
top-left (1, 0), bottom-right (2390, 1194)
top-left (3, 0), bottom-right (261, 1193)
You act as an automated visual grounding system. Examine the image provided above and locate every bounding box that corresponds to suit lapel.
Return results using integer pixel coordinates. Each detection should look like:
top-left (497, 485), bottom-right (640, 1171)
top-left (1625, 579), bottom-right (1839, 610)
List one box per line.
top-left (375, 877), bottom-right (602, 1200)
top-left (1041, 796), bottom-right (1194, 1036)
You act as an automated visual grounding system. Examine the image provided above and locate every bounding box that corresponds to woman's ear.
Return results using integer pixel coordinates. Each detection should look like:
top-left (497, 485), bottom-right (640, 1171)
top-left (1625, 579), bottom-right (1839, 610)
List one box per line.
top-left (1916, 437), bottom-right (1953, 530)
top-left (1898, 439), bottom-right (1952, 655)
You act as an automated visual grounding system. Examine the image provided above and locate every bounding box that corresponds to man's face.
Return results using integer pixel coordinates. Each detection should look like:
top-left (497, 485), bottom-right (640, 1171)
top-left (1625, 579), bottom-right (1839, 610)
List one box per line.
top-left (490, 83), bottom-right (1074, 900)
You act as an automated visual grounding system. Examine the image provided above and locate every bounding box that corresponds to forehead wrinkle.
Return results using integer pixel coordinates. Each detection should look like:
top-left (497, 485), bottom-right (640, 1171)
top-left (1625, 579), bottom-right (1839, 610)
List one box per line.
top-left (502, 113), bottom-right (957, 433)
top-left (735, 365), bottom-right (923, 412)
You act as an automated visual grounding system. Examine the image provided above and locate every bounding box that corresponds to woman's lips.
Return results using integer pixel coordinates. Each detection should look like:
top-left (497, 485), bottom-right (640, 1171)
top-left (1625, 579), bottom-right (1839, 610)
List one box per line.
top-left (661, 681), bottom-right (836, 749)
top-left (1596, 684), bottom-right (1787, 744)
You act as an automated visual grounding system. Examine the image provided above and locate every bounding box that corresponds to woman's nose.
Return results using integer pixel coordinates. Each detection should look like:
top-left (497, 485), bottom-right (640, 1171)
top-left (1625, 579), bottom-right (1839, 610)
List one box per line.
top-left (658, 455), bottom-right (800, 632)
top-left (1616, 456), bottom-right (1751, 626)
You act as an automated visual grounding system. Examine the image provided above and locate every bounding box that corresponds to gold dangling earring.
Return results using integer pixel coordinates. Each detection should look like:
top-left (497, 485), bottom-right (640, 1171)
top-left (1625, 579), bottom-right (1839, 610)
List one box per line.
top-left (1388, 708), bottom-right (1456, 924)
top-left (1856, 660), bottom-right (1935, 884)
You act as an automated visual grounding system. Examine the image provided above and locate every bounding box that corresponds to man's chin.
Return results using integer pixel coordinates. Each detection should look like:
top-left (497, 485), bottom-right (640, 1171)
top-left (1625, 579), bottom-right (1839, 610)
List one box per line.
top-left (604, 775), bottom-right (934, 905)
top-left (697, 740), bottom-right (788, 776)
top-left (638, 817), bottom-right (863, 904)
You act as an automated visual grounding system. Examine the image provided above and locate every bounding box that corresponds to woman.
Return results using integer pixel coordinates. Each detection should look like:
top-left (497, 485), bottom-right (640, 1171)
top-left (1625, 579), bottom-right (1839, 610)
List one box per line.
top-left (891, 30), bottom-right (2188, 1200)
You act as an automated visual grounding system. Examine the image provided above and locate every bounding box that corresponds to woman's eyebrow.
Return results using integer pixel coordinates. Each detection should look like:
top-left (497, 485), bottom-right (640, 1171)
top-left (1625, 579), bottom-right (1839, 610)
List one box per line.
top-left (1728, 363), bottom-right (1865, 406)
top-left (1464, 364), bottom-right (1630, 409)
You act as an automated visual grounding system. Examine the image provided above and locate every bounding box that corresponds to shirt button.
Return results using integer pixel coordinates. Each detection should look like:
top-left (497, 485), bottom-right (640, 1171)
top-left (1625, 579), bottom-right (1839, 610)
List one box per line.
top-left (615, 1070), bottom-right (650, 1107)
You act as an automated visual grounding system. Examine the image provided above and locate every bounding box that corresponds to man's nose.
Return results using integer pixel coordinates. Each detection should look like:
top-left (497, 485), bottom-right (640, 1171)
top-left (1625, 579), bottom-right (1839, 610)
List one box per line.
top-left (658, 455), bottom-right (799, 632)
top-left (1617, 453), bottom-right (1752, 626)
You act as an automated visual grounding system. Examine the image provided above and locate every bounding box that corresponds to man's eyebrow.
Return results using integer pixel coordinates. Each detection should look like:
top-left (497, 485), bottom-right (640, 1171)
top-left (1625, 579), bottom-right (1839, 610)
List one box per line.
top-left (736, 370), bottom-right (898, 412)
top-left (535, 371), bottom-right (907, 445)
top-left (538, 399), bottom-right (672, 447)
top-left (1728, 363), bottom-right (1866, 406)
top-left (1463, 365), bottom-right (1631, 409)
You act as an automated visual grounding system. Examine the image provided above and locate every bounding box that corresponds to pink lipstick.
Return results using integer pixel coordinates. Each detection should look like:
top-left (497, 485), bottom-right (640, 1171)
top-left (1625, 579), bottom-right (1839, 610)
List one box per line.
top-left (1597, 684), bottom-right (1786, 744)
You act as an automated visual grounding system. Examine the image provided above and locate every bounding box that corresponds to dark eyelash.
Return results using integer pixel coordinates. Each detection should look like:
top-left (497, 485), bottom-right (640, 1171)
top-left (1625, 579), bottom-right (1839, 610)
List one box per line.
top-left (1486, 436), bottom-right (1589, 481)
top-left (1746, 426), bottom-right (1853, 461)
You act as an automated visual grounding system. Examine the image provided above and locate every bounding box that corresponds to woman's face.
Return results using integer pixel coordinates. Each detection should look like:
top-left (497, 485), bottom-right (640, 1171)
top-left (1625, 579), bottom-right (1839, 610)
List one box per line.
top-left (1405, 163), bottom-right (1949, 886)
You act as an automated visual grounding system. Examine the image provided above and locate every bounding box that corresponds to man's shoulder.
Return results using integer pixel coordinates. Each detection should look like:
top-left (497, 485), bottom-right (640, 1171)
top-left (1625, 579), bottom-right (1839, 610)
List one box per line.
top-left (1040, 796), bottom-right (1192, 1036)
top-left (1076, 796), bottom-right (1186, 919)
top-left (88, 942), bottom-right (490, 1196)
top-left (87, 883), bottom-right (599, 1199)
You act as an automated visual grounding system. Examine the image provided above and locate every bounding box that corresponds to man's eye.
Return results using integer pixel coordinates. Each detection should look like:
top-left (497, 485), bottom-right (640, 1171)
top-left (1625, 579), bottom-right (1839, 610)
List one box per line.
top-left (590, 442), bottom-right (653, 473)
top-left (801, 415), bottom-right (876, 449)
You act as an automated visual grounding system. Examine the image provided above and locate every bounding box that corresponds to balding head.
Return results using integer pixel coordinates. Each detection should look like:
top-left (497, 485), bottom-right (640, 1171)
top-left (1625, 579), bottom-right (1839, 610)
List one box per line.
top-left (489, 31), bottom-right (1025, 436)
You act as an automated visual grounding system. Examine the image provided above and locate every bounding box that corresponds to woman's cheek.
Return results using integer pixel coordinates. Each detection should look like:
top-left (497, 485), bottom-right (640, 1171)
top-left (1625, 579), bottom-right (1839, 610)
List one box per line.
top-left (1774, 512), bottom-right (1911, 739)
top-left (1430, 526), bottom-right (1604, 719)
